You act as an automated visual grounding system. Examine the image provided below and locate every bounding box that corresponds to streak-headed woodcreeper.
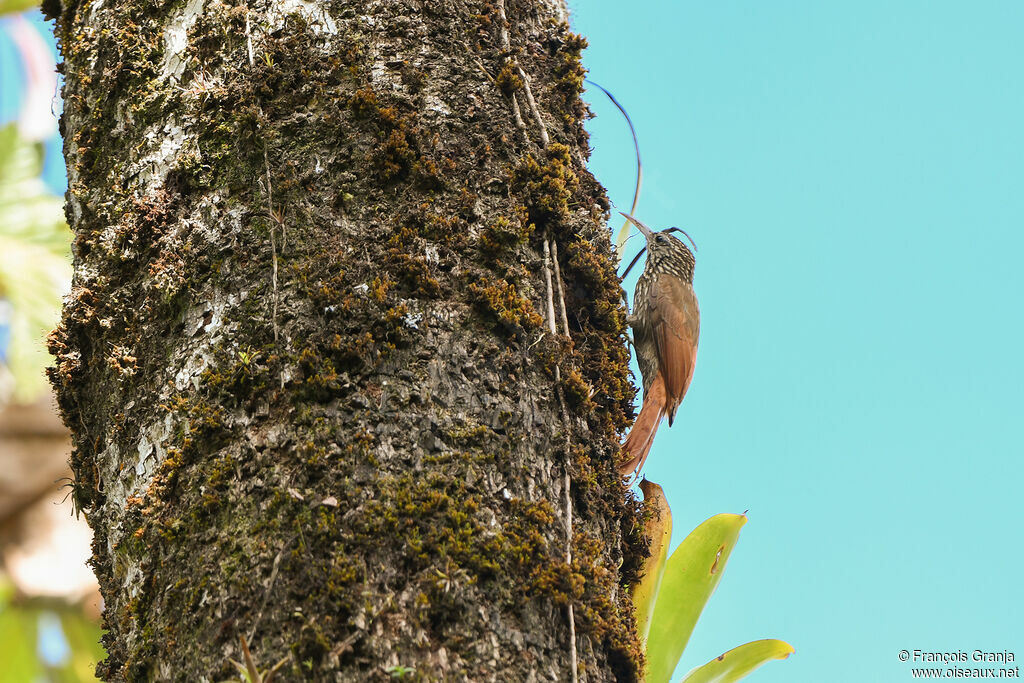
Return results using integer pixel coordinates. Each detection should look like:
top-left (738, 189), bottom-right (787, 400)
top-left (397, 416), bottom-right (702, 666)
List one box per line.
top-left (618, 213), bottom-right (701, 477)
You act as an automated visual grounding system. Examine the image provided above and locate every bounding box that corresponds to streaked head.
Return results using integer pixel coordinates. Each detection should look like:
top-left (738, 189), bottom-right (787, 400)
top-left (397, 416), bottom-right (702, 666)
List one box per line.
top-left (620, 212), bottom-right (696, 283)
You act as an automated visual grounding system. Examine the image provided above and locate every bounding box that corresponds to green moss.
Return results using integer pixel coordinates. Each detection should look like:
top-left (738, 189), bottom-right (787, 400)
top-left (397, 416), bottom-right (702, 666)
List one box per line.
top-left (379, 128), bottom-right (416, 179)
top-left (478, 213), bottom-right (534, 260)
top-left (370, 275), bottom-right (394, 302)
top-left (445, 423), bottom-right (492, 444)
top-left (552, 30), bottom-right (588, 99)
top-left (511, 143), bottom-right (579, 227)
top-left (387, 249), bottom-right (442, 298)
top-left (348, 86), bottom-right (378, 118)
top-left (561, 367), bottom-right (595, 411)
top-left (468, 277), bottom-right (543, 332)
top-left (495, 63), bottom-right (524, 94)
top-left (199, 347), bottom-right (274, 407)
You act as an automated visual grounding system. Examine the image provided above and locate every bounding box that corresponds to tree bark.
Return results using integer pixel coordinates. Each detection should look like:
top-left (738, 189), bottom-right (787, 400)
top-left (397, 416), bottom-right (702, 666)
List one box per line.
top-left (46, 0), bottom-right (645, 680)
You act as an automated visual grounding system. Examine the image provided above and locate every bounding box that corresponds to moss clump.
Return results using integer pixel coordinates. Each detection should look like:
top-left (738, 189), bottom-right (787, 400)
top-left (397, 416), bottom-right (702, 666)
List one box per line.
top-left (552, 30), bottom-right (588, 100)
top-left (571, 531), bottom-right (644, 675)
top-left (395, 206), bottom-right (470, 250)
top-left (468, 277), bottom-right (543, 332)
top-left (495, 63), bottom-right (524, 94)
top-left (387, 249), bottom-right (442, 298)
top-left (345, 473), bottom-right (580, 611)
top-left (559, 234), bottom-right (636, 439)
top-left (199, 347), bottom-right (274, 408)
top-left (478, 214), bottom-right (534, 260)
top-left (347, 84), bottom-right (457, 189)
top-left (561, 366), bottom-right (595, 411)
top-left (379, 128), bottom-right (416, 179)
top-left (349, 86), bottom-right (379, 118)
top-left (369, 275), bottom-right (394, 302)
top-left (511, 143), bottom-right (579, 227)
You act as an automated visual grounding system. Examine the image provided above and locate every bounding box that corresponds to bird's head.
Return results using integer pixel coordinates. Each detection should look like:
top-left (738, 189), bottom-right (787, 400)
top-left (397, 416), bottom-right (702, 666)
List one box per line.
top-left (620, 212), bottom-right (696, 282)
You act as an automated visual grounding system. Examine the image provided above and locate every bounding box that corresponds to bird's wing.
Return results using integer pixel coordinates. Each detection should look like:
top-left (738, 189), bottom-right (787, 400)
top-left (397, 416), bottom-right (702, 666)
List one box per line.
top-left (649, 275), bottom-right (699, 423)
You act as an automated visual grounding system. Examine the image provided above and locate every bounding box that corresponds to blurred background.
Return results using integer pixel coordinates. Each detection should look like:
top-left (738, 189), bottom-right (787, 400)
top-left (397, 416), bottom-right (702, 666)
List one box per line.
top-left (0, 3), bottom-right (104, 682)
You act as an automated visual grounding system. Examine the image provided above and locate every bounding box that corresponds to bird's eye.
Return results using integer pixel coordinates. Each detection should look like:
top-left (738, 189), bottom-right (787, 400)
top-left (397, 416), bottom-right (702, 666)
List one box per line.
top-left (655, 234), bottom-right (667, 244)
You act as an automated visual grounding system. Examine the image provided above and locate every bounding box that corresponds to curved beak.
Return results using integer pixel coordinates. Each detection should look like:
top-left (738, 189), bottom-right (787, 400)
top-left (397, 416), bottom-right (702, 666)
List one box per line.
top-left (619, 212), bottom-right (654, 241)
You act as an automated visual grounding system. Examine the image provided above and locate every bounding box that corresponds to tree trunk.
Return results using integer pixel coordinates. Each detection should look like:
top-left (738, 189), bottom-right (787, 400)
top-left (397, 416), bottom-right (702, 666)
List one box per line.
top-left (46, 0), bottom-right (645, 680)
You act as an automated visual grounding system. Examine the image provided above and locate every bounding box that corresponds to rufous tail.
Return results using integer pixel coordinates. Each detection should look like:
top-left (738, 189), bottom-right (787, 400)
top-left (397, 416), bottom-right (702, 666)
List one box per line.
top-left (618, 374), bottom-right (666, 477)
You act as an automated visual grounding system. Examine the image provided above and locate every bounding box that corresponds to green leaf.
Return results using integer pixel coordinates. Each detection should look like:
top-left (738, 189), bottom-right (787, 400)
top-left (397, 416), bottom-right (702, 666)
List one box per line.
top-left (0, 0), bottom-right (38, 16)
top-left (632, 480), bottom-right (672, 646)
top-left (680, 639), bottom-right (795, 683)
top-left (644, 513), bottom-right (747, 683)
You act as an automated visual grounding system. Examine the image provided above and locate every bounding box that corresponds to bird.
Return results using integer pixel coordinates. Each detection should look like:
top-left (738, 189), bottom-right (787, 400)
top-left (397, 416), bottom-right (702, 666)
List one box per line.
top-left (618, 213), bottom-right (700, 477)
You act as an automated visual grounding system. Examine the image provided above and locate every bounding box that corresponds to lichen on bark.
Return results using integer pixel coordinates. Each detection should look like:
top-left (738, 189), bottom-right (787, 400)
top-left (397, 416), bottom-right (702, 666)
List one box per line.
top-left (47, 0), bottom-right (646, 680)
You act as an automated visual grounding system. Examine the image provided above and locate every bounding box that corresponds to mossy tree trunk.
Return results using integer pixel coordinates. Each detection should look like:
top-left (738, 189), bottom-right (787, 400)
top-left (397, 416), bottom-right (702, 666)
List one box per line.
top-left (47, 0), bottom-right (645, 679)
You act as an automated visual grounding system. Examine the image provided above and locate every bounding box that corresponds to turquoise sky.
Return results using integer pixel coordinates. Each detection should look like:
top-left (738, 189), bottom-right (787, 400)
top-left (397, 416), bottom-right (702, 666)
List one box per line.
top-left (573, 1), bottom-right (1023, 681)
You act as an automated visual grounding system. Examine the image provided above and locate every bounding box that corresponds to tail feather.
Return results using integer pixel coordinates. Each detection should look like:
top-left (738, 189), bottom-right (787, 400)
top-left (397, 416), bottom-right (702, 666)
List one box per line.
top-left (619, 375), bottom-right (667, 477)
